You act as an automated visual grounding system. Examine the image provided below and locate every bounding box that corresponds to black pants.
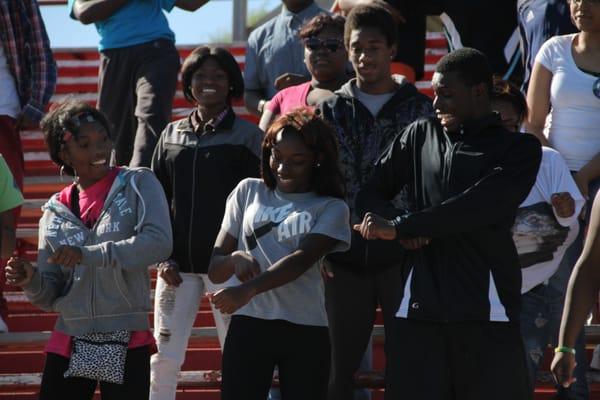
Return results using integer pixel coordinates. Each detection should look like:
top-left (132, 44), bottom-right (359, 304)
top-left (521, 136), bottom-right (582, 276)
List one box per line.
top-left (39, 346), bottom-right (151, 400)
top-left (385, 318), bottom-right (532, 400)
top-left (324, 262), bottom-right (405, 400)
top-left (98, 39), bottom-right (180, 168)
top-left (221, 315), bottom-right (330, 400)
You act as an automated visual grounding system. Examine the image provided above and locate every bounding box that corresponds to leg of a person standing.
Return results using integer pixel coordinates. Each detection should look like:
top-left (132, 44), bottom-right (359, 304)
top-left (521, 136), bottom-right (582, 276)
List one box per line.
top-left (0, 115), bottom-right (24, 327)
top-left (384, 318), bottom-right (451, 400)
top-left (130, 40), bottom-right (179, 168)
top-left (39, 352), bottom-right (97, 400)
top-left (519, 286), bottom-right (552, 394)
top-left (221, 316), bottom-right (277, 400)
top-left (452, 321), bottom-right (531, 400)
top-left (97, 48), bottom-right (136, 166)
top-left (278, 322), bottom-right (330, 400)
top-left (325, 261), bottom-right (377, 400)
top-left (150, 273), bottom-right (204, 400)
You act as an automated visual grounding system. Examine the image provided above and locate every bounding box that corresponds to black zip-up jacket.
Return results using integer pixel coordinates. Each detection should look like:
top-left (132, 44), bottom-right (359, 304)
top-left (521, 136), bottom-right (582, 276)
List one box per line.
top-left (151, 109), bottom-right (262, 274)
top-left (356, 114), bottom-right (542, 322)
top-left (319, 79), bottom-right (434, 271)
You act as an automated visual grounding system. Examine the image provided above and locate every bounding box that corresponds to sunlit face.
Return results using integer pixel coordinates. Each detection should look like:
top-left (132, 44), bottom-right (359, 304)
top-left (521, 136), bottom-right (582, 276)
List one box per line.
top-left (190, 58), bottom-right (230, 108)
top-left (269, 128), bottom-right (317, 193)
top-left (432, 70), bottom-right (482, 133)
top-left (492, 99), bottom-right (522, 132)
top-left (348, 27), bottom-right (396, 86)
top-left (304, 26), bottom-right (348, 83)
top-left (59, 122), bottom-right (112, 186)
top-left (569, 0), bottom-right (600, 32)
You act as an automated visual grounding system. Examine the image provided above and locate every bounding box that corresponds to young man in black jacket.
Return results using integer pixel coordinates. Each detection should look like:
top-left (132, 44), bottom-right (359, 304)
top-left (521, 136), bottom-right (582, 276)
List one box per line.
top-left (354, 48), bottom-right (541, 400)
top-left (318, 4), bottom-right (434, 400)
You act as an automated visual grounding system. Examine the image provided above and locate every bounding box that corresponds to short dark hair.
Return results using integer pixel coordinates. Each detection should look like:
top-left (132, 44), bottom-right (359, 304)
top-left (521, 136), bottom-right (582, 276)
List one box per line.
top-left (180, 46), bottom-right (244, 104)
top-left (491, 76), bottom-right (528, 125)
top-left (40, 101), bottom-right (112, 176)
top-left (344, 3), bottom-right (398, 49)
top-left (435, 47), bottom-right (493, 95)
top-left (262, 107), bottom-right (345, 199)
top-left (299, 13), bottom-right (345, 40)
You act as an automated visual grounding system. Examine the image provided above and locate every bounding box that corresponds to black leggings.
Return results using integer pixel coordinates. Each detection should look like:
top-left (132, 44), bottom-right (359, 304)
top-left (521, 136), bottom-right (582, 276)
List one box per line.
top-left (39, 346), bottom-right (150, 400)
top-left (221, 315), bottom-right (330, 400)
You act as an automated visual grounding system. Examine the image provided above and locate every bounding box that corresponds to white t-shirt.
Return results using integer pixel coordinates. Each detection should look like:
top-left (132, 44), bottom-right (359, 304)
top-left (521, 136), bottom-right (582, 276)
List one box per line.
top-left (352, 84), bottom-right (395, 117)
top-left (221, 178), bottom-right (351, 326)
top-left (514, 147), bottom-right (584, 293)
top-left (0, 45), bottom-right (21, 118)
top-left (536, 34), bottom-right (600, 171)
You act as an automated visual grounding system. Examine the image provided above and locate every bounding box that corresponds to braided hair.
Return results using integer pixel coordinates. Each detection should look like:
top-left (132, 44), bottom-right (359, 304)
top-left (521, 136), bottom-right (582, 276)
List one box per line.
top-left (40, 101), bottom-right (112, 176)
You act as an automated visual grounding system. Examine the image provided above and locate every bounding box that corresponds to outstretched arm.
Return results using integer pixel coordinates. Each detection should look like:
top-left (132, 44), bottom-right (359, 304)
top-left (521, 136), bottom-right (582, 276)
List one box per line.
top-left (552, 193), bottom-right (600, 387)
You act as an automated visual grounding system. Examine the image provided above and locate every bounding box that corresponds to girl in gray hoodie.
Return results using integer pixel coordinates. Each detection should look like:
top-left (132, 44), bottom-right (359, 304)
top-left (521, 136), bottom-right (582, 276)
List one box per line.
top-left (5, 101), bottom-right (173, 399)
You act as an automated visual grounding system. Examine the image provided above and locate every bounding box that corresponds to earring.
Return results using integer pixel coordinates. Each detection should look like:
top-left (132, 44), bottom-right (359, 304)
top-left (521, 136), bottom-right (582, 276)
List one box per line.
top-left (316, 162), bottom-right (321, 168)
top-left (59, 165), bottom-right (66, 182)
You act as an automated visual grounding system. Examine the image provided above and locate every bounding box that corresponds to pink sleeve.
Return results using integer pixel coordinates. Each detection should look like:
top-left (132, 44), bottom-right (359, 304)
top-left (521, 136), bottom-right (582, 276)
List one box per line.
top-left (266, 90), bottom-right (283, 114)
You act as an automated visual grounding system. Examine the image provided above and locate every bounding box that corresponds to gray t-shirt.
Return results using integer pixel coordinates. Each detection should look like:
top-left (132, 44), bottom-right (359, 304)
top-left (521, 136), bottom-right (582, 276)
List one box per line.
top-left (353, 84), bottom-right (395, 117)
top-left (221, 178), bottom-right (351, 326)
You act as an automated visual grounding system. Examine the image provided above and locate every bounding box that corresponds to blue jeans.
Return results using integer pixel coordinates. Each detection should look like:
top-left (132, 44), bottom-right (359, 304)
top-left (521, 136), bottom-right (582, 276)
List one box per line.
top-left (520, 280), bottom-right (589, 399)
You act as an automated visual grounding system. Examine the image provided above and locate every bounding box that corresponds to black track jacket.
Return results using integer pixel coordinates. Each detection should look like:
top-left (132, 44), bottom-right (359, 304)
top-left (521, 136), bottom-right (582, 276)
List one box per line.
top-left (356, 114), bottom-right (542, 323)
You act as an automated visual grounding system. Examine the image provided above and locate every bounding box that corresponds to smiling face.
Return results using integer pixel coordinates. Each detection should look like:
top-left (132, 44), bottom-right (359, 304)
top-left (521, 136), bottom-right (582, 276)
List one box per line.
top-left (432, 70), bottom-right (487, 133)
top-left (569, 0), bottom-right (600, 32)
top-left (304, 26), bottom-right (347, 83)
top-left (190, 57), bottom-right (230, 109)
top-left (269, 128), bottom-right (317, 193)
top-left (59, 122), bottom-right (112, 188)
top-left (348, 27), bottom-right (396, 87)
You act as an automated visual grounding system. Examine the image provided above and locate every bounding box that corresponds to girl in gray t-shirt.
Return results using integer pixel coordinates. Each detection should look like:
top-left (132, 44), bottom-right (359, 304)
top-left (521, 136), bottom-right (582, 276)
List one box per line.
top-left (208, 108), bottom-right (350, 400)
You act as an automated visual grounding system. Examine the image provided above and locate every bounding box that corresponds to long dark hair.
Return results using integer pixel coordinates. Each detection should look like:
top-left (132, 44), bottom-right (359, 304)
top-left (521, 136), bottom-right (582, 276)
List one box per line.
top-left (261, 107), bottom-right (345, 199)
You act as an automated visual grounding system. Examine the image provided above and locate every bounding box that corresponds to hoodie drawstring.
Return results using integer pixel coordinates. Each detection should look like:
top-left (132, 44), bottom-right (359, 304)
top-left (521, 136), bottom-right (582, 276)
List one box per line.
top-left (130, 175), bottom-right (146, 232)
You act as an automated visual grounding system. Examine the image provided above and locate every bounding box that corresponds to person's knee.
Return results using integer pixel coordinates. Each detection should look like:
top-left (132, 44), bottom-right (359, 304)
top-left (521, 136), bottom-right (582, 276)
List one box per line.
top-left (150, 353), bottom-right (181, 383)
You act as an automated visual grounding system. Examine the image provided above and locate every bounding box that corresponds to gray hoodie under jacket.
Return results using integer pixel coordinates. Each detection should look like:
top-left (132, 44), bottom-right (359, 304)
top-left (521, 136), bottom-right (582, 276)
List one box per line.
top-left (23, 168), bottom-right (173, 336)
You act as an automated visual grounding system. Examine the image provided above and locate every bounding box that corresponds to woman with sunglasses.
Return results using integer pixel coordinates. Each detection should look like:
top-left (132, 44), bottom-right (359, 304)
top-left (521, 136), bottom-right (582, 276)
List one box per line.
top-left (208, 108), bottom-right (351, 400)
top-left (259, 13), bottom-right (349, 131)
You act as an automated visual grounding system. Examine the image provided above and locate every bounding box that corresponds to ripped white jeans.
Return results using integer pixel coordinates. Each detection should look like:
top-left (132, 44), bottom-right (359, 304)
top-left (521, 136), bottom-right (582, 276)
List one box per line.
top-left (150, 273), bottom-right (230, 400)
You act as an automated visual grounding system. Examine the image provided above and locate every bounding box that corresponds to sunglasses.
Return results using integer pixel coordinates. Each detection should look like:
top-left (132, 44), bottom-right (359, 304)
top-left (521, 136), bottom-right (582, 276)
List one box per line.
top-left (304, 37), bottom-right (344, 52)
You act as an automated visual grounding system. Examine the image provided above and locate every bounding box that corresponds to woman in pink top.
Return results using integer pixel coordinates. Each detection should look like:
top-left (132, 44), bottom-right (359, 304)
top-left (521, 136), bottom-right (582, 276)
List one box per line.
top-left (259, 13), bottom-right (349, 131)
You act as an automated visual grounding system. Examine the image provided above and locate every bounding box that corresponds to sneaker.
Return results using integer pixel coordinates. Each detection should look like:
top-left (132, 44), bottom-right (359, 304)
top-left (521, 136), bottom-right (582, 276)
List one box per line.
top-left (0, 315), bottom-right (8, 333)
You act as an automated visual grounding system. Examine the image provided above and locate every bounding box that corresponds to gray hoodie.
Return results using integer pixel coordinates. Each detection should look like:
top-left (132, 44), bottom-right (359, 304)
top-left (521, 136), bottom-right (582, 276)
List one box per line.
top-left (23, 168), bottom-right (173, 336)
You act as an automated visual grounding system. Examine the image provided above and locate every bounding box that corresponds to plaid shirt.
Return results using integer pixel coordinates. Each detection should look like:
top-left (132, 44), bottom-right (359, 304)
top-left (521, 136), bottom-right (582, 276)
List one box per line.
top-left (0, 0), bottom-right (56, 123)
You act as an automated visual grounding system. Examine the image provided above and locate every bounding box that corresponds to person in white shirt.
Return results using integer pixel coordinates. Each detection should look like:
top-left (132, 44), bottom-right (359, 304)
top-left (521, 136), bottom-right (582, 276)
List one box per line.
top-left (493, 77), bottom-right (588, 399)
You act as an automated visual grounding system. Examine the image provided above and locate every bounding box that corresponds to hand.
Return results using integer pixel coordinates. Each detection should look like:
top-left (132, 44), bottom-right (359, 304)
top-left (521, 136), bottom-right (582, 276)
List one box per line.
top-left (232, 251), bottom-right (261, 282)
top-left (158, 260), bottom-right (182, 287)
top-left (551, 351), bottom-right (577, 388)
top-left (16, 113), bottom-right (39, 131)
top-left (209, 285), bottom-right (254, 314)
top-left (320, 261), bottom-right (334, 280)
top-left (47, 245), bottom-right (82, 268)
top-left (551, 192), bottom-right (576, 219)
top-left (5, 257), bottom-right (34, 287)
top-left (274, 73), bottom-right (308, 91)
top-left (398, 237), bottom-right (431, 250)
top-left (353, 212), bottom-right (397, 241)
